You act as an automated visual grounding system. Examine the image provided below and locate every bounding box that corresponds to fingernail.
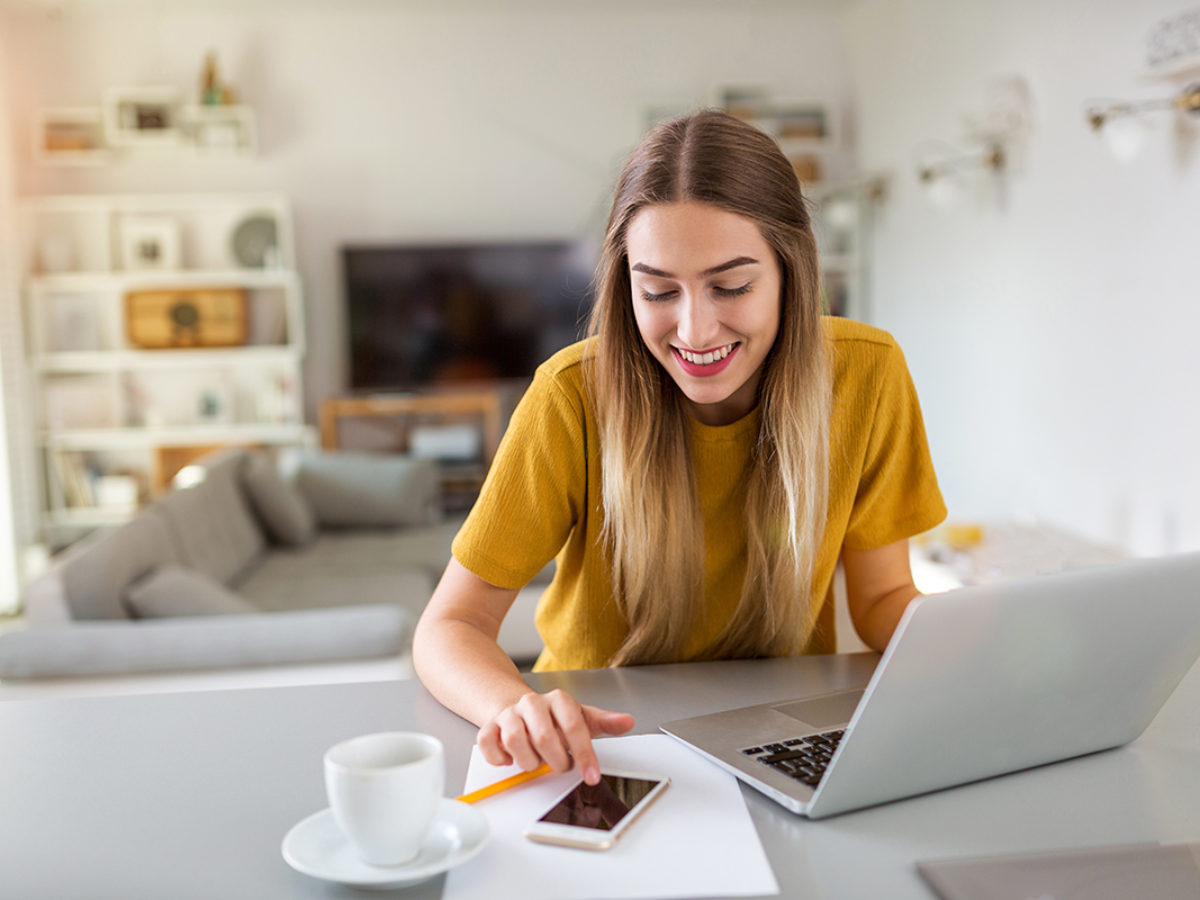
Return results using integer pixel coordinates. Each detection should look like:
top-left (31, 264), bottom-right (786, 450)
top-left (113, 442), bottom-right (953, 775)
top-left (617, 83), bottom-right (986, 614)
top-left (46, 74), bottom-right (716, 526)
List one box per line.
top-left (585, 765), bottom-right (600, 784)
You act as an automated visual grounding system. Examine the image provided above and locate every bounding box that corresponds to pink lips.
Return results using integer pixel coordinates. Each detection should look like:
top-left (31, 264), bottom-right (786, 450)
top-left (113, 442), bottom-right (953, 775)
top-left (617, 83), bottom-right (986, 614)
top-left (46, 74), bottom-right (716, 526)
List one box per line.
top-left (672, 344), bottom-right (738, 377)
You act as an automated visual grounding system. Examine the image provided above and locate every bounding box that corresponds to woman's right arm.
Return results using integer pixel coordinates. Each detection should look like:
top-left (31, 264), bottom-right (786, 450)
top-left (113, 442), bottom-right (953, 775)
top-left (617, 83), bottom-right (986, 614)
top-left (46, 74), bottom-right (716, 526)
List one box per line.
top-left (413, 557), bottom-right (634, 785)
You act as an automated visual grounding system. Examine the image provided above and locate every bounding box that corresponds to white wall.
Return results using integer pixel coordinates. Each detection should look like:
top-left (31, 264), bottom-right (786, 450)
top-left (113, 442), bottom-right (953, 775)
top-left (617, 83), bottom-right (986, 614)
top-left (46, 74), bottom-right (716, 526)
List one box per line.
top-left (9, 0), bottom-right (1193, 562)
top-left (1, 0), bottom-right (853, 558)
top-left (5, 1), bottom-right (853, 415)
top-left (844, 0), bottom-right (1200, 555)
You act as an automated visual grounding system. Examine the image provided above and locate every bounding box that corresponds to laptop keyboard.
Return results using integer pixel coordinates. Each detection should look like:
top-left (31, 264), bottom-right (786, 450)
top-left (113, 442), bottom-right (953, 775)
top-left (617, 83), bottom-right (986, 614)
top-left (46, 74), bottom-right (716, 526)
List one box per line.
top-left (740, 729), bottom-right (845, 788)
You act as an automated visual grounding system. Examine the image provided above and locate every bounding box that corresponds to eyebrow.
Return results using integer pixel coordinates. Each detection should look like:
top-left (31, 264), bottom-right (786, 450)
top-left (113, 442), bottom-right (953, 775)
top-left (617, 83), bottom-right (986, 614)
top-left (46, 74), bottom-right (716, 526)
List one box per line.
top-left (630, 256), bottom-right (759, 279)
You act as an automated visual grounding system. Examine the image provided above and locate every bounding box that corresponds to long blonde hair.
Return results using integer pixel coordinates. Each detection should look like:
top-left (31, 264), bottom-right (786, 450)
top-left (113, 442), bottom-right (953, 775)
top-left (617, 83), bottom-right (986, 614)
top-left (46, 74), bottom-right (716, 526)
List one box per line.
top-left (586, 110), bottom-right (831, 666)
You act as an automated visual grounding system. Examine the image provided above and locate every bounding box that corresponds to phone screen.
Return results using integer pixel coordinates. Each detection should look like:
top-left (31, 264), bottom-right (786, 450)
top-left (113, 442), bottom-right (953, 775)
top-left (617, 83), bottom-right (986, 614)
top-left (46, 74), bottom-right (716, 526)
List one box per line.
top-left (537, 774), bottom-right (663, 832)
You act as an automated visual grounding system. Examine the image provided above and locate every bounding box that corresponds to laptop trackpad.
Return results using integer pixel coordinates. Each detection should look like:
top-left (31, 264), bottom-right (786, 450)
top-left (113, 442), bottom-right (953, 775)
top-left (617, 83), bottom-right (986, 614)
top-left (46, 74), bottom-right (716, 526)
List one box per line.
top-left (773, 689), bottom-right (864, 730)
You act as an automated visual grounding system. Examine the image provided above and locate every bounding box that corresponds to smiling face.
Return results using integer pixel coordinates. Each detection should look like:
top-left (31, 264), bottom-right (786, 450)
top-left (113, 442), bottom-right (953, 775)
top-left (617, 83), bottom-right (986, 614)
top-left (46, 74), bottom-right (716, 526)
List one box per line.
top-left (626, 201), bottom-right (782, 426)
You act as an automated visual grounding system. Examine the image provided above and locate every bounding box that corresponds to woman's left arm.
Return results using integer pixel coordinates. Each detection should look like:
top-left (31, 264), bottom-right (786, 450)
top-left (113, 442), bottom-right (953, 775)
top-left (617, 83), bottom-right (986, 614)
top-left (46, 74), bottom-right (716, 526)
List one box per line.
top-left (842, 539), bottom-right (921, 652)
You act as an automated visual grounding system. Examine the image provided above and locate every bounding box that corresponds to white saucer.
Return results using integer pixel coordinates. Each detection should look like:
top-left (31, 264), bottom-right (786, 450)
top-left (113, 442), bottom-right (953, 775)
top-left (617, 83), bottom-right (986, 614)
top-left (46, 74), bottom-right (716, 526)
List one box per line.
top-left (282, 798), bottom-right (489, 889)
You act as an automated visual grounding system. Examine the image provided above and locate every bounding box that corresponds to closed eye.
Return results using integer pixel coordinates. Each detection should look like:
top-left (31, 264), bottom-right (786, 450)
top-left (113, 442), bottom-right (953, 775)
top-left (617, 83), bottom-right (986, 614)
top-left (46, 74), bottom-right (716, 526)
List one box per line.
top-left (640, 288), bottom-right (677, 303)
top-left (714, 282), bottom-right (752, 298)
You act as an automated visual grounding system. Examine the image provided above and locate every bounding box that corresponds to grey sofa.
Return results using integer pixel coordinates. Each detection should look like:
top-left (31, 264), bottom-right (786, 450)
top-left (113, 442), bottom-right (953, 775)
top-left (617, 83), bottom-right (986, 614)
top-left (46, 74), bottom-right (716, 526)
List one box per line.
top-left (0, 448), bottom-right (546, 689)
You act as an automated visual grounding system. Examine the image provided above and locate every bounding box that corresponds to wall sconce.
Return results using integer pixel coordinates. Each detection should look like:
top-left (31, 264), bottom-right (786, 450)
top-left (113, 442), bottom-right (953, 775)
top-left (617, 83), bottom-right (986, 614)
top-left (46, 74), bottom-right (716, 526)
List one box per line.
top-left (1086, 82), bottom-right (1200, 162)
top-left (915, 141), bottom-right (1008, 209)
top-left (914, 76), bottom-right (1031, 210)
top-left (917, 143), bottom-right (1006, 184)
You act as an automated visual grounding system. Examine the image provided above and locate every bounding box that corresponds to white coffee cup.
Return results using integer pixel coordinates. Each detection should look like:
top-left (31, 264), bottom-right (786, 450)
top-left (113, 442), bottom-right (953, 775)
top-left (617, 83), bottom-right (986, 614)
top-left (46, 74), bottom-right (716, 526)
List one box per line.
top-left (324, 732), bottom-right (445, 867)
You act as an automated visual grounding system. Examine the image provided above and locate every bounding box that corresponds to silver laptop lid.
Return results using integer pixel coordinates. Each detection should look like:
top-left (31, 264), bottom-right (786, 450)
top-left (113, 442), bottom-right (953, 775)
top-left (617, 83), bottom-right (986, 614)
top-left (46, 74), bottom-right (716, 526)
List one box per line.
top-left (807, 551), bottom-right (1200, 818)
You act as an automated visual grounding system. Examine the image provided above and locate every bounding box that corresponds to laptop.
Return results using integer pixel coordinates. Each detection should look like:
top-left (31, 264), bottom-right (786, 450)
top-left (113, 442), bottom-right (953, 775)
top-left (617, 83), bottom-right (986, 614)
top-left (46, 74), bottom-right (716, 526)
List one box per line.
top-left (661, 551), bottom-right (1200, 819)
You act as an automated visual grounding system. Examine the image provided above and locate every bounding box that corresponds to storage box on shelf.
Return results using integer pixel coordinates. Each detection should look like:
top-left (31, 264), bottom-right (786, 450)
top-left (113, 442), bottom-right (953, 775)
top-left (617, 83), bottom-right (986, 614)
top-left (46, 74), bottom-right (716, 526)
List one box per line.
top-left (19, 193), bottom-right (314, 544)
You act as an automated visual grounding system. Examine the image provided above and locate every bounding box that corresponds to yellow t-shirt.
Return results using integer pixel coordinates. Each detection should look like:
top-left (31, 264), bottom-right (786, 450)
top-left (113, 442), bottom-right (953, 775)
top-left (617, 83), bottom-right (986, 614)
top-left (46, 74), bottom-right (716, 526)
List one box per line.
top-left (452, 317), bottom-right (947, 670)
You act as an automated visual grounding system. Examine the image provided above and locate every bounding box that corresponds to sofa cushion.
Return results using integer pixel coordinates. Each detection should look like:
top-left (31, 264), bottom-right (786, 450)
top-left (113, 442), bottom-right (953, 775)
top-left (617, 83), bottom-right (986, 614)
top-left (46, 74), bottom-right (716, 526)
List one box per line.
top-left (0, 605), bottom-right (412, 679)
top-left (154, 450), bottom-right (266, 585)
top-left (249, 515), bottom-right (465, 578)
top-left (59, 507), bottom-right (181, 621)
top-left (241, 452), bottom-right (316, 546)
top-left (238, 567), bottom-right (433, 617)
top-left (124, 566), bottom-right (257, 619)
top-left (292, 453), bottom-right (442, 529)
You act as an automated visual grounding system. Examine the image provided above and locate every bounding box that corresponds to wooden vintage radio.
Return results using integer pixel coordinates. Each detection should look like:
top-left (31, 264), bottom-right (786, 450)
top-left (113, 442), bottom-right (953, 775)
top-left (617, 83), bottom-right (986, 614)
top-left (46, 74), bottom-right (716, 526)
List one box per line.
top-left (125, 288), bottom-right (247, 348)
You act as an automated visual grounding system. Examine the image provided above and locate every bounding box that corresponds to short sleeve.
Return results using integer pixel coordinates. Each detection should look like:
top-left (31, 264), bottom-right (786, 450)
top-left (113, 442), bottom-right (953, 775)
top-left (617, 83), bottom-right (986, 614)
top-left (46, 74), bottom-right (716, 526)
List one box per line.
top-left (843, 341), bottom-right (946, 550)
top-left (451, 366), bottom-right (588, 589)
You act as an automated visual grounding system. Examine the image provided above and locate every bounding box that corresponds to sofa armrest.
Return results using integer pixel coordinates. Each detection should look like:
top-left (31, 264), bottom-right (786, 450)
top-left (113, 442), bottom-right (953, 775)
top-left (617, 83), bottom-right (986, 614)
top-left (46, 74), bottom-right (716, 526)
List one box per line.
top-left (19, 568), bottom-right (73, 625)
top-left (0, 605), bottom-right (411, 680)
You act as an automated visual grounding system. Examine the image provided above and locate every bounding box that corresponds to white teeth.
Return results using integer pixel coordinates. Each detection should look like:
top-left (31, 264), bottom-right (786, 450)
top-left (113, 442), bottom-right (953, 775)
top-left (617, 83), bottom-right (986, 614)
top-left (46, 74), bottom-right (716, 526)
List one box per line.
top-left (678, 343), bottom-right (734, 365)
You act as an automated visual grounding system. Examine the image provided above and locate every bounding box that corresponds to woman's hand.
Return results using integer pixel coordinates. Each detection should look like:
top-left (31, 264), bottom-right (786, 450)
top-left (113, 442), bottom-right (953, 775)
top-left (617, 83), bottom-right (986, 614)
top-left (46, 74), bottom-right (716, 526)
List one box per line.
top-left (477, 689), bottom-right (635, 785)
top-left (415, 561), bottom-right (634, 785)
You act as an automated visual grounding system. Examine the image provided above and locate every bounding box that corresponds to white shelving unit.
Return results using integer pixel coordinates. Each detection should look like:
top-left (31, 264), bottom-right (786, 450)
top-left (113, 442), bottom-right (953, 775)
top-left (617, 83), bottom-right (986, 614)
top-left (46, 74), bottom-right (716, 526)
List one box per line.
top-left (19, 193), bottom-right (314, 542)
top-left (808, 178), bottom-right (881, 323)
top-left (722, 94), bottom-right (874, 321)
top-left (719, 93), bottom-right (853, 187)
top-left (34, 102), bottom-right (255, 166)
top-left (643, 92), bottom-right (875, 323)
top-left (644, 89), bottom-right (851, 187)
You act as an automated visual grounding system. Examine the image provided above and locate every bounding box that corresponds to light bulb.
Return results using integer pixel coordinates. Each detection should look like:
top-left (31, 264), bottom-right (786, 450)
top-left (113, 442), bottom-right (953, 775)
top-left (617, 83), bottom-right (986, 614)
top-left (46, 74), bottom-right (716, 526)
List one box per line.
top-left (924, 173), bottom-right (964, 210)
top-left (1101, 115), bottom-right (1149, 163)
top-left (824, 197), bottom-right (858, 231)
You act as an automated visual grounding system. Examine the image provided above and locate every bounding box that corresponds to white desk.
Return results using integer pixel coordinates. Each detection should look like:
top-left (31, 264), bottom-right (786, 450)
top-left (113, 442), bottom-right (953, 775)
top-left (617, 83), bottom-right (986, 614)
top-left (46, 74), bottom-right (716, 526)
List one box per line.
top-left (2, 653), bottom-right (1197, 899)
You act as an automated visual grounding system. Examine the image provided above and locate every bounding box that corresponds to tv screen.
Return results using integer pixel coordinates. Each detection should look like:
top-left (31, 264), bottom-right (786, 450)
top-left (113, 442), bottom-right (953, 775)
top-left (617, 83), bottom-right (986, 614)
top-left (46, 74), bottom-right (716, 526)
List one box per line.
top-left (343, 242), bottom-right (596, 392)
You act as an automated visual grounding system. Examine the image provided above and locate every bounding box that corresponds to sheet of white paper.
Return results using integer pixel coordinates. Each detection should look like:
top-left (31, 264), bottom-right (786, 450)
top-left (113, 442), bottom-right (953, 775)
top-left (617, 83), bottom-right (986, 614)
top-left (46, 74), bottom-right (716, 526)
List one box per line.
top-left (443, 733), bottom-right (778, 900)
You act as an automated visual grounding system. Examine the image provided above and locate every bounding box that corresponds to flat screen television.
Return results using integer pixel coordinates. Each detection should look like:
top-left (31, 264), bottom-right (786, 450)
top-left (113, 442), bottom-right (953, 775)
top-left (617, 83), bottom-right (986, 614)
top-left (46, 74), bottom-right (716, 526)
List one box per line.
top-left (343, 242), bottom-right (596, 393)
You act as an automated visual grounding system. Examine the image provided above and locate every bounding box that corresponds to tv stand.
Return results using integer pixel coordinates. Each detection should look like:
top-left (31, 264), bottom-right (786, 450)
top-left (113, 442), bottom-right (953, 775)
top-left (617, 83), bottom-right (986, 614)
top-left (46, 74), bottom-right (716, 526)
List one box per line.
top-left (319, 387), bottom-right (508, 460)
top-left (319, 387), bottom-right (516, 511)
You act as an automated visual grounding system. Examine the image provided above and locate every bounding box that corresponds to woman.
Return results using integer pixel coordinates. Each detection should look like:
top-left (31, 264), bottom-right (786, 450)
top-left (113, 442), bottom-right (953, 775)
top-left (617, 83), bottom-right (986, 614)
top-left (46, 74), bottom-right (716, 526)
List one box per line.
top-left (413, 110), bottom-right (946, 787)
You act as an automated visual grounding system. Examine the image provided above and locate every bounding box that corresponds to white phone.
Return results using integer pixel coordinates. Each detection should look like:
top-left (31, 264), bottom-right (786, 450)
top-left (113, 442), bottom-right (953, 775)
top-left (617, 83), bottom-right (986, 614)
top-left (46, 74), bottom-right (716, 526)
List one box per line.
top-left (523, 769), bottom-right (670, 851)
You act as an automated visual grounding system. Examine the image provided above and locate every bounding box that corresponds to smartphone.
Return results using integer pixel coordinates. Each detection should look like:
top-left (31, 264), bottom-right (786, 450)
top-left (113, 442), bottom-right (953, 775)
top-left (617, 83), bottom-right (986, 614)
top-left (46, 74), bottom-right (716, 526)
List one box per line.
top-left (523, 770), bottom-right (670, 851)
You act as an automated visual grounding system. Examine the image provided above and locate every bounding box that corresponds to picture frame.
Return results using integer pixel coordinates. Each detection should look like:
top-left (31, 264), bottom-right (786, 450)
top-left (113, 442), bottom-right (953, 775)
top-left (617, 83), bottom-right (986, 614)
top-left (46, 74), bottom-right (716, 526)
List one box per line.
top-left (119, 217), bottom-right (182, 272)
top-left (195, 380), bottom-right (234, 425)
top-left (103, 87), bottom-right (183, 147)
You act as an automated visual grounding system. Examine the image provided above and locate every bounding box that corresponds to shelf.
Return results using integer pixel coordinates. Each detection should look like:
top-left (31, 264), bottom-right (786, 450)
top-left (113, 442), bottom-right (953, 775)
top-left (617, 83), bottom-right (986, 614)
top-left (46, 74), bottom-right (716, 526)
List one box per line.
top-left (28, 269), bottom-right (300, 291)
top-left (35, 150), bottom-right (113, 168)
top-left (23, 192), bottom-right (310, 538)
top-left (42, 423), bottom-right (316, 450)
top-left (178, 104), bottom-right (257, 157)
top-left (34, 99), bottom-right (256, 166)
top-left (22, 192), bottom-right (288, 213)
top-left (35, 346), bottom-right (302, 373)
top-left (20, 193), bottom-right (297, 276)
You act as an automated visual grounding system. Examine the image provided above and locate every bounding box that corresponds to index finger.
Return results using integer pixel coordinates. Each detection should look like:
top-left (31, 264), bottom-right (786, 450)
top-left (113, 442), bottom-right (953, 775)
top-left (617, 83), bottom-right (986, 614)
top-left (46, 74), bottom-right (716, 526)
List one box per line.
top-left (546, 691), bottom-right (602, 785)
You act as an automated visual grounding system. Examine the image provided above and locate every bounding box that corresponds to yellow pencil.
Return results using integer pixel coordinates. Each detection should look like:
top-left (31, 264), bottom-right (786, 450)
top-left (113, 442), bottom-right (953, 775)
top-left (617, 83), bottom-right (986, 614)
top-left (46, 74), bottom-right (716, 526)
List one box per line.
top-left (455, 762), bottom-right (553, 804)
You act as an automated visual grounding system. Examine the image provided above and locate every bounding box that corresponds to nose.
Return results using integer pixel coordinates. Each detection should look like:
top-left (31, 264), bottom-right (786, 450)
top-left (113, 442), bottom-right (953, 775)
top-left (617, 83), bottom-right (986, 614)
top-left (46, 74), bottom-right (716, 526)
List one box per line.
top-left (675, 291), bottom-right (720, 350)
